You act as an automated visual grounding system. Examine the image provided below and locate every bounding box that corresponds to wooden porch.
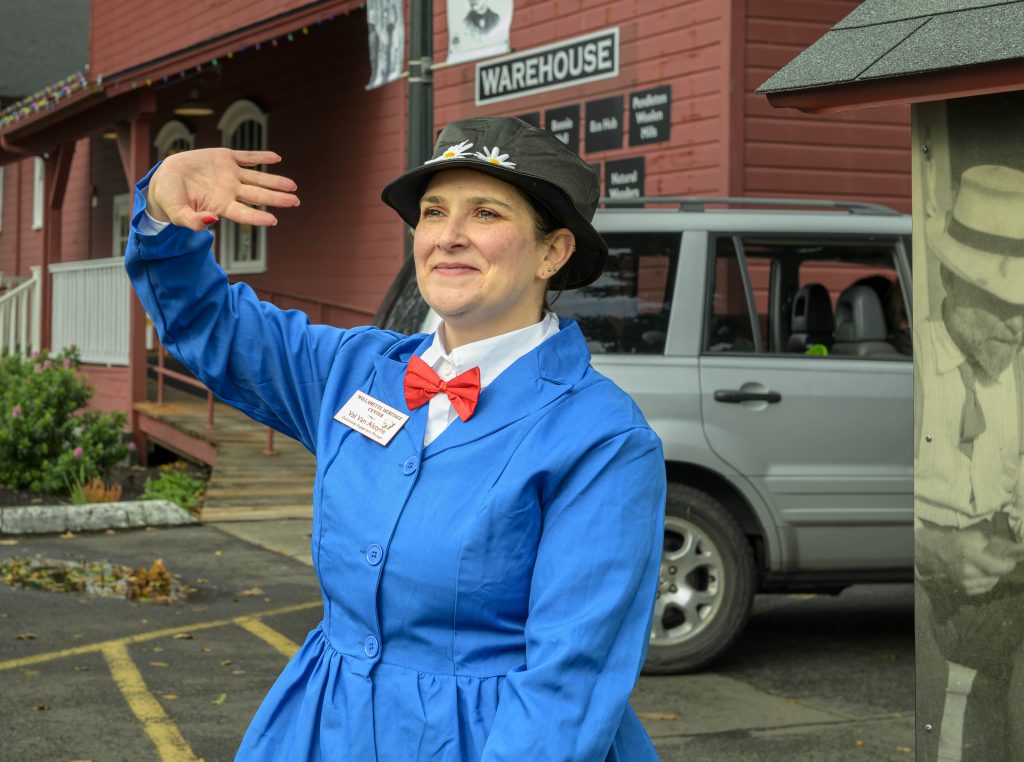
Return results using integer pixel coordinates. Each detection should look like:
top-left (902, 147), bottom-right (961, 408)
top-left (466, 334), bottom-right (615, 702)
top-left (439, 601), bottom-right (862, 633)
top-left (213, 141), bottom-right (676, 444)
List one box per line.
top-left (135, 381), bottom-right (315, 523)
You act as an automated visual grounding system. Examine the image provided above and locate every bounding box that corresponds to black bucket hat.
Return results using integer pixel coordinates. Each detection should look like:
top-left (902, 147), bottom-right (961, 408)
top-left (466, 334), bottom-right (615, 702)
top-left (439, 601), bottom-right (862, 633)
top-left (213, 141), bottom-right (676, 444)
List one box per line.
top-left (381, 116), bottom-right (607, 290)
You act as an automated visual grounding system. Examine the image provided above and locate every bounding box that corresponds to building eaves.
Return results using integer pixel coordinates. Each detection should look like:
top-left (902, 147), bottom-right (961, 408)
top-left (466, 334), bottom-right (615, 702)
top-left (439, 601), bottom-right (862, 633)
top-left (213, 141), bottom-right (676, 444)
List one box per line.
top-left (757, 0), bottom-right (1024, 95)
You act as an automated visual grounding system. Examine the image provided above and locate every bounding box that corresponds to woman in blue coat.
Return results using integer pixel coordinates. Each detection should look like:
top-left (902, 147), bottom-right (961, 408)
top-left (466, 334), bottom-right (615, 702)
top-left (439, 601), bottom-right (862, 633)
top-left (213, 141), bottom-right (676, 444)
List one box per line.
top-left (126, 116), bottom-right (666, 761)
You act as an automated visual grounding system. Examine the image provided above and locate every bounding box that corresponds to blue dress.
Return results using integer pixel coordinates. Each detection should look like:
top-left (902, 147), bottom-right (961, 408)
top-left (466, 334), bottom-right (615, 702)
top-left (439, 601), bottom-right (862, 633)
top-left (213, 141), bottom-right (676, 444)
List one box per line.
top-left (125, 168), bottom-right (666, 761)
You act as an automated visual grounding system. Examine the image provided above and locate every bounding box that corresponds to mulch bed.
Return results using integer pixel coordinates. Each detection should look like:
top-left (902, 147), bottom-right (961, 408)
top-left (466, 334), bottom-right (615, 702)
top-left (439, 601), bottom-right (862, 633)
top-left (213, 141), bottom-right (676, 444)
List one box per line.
top-left (0, 459), bottom-right (211, 509)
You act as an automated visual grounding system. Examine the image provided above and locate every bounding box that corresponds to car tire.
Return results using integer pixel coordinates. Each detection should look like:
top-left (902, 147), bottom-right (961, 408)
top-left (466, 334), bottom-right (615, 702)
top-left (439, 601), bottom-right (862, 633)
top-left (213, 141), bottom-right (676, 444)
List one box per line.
top-left (643, 483), bottom-right (756, 674)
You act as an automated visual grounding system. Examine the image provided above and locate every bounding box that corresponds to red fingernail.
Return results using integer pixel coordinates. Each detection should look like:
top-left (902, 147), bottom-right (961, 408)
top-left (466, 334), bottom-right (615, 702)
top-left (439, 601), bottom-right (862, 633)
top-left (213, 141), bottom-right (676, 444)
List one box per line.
top-left (202, 216), bottom-right (217, 225)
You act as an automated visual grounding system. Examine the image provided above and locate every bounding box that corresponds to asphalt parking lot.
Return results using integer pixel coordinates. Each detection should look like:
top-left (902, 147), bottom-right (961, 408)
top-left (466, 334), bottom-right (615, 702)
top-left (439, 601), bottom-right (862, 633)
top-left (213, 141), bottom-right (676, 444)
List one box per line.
top-left (0, 526), bottom-right (322, 762)
top-left (0, 524), bottom-right (915, 762)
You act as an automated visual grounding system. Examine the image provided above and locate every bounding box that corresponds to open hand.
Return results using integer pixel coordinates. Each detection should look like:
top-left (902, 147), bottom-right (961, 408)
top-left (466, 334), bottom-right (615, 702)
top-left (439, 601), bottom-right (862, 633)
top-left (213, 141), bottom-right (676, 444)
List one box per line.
top-left (145, 148), bottom-right (299, 231)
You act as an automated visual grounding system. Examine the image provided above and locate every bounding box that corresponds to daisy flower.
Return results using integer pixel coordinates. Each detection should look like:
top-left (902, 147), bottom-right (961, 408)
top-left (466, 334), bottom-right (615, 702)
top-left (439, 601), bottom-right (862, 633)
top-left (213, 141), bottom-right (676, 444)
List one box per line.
top-left (473, 146), bottom-right (516, 169)
top-left (425, 140), bottom-right (474, 163)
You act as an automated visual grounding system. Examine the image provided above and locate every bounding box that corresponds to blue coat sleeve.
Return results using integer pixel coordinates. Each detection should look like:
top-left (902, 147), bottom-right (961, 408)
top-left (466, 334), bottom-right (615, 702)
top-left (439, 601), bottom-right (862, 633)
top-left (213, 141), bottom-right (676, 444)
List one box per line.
top-left (480, 425), bottom-right (666, 761)
top-left (123, 164), bottom-right (398, 453)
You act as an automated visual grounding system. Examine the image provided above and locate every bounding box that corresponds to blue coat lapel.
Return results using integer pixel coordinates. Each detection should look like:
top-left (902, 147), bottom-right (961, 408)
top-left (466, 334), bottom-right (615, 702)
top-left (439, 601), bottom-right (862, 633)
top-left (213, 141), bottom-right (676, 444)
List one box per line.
top-left (369, 320), bottom-right (591, 457)
top-left (370, 334), bottom-right (432, 452)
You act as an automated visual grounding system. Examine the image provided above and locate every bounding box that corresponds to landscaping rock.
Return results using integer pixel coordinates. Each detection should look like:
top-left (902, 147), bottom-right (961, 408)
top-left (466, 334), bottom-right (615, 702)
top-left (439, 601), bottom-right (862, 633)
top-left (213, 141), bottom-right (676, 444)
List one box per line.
top-left (0, 500), bottom-right (198, 535)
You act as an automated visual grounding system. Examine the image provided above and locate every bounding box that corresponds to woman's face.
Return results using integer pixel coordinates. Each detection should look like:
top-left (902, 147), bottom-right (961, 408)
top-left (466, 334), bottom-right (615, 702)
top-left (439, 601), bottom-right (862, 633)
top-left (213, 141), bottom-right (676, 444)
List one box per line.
top-left (413, 168), bottom-right (564, 343)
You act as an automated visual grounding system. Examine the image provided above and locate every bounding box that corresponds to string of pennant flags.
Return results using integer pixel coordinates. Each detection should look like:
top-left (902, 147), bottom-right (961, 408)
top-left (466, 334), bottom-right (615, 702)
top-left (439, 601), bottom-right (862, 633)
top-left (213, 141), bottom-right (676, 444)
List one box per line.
top-left (0, 14), bottom-right (339, 130)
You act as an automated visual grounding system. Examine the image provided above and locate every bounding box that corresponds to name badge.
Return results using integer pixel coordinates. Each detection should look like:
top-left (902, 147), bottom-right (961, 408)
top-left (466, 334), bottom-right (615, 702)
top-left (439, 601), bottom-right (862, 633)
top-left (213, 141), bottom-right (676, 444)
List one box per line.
top-left (334, 390), bottom-right (409, 446)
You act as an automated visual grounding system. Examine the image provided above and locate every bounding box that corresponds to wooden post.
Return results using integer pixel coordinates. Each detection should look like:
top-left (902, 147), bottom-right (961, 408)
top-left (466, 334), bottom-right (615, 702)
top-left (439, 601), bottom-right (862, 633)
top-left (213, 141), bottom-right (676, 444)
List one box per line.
top-left (41, 143), bottom-right (75, 351)
top-left (121, 93), bottom-right (156, 456)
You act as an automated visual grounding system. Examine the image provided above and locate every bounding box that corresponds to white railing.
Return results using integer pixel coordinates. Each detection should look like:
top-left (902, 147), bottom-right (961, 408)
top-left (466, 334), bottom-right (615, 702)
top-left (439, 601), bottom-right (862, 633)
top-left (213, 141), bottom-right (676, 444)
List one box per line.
top-left (50, 257), bottom-right (130, 365)
top-left (0, 266), bottom-right (41, 357)
top-left (0, 272), bottom-right (30, 291)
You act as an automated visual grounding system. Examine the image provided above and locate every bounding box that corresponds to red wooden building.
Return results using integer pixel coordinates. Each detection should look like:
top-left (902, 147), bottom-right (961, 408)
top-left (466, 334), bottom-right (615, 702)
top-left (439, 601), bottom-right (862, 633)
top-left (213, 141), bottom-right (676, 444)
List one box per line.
top-left (0, 0), bottom-right (910, 445)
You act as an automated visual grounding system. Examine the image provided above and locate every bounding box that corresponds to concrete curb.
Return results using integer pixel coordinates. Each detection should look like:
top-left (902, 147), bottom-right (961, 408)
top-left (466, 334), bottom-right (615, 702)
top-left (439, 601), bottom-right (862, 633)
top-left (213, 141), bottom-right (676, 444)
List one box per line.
top-left (0, 500), bottom-right (200, 535)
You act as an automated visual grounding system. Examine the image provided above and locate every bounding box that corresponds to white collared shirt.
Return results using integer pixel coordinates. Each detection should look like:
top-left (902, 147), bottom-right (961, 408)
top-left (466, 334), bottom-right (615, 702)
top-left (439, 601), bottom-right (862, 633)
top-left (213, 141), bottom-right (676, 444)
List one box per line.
top-left (915, 318), bottom-right (1021, 531)
top-left (418, 312), bottom-right (560, 446)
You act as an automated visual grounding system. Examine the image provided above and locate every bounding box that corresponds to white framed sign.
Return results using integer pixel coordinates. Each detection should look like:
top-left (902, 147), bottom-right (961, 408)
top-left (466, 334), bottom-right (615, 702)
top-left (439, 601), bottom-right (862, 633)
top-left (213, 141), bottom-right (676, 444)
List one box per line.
top-left (447, 0), bottom-right (513, 65)
top-left (475, 28), bottom-right (619, 106)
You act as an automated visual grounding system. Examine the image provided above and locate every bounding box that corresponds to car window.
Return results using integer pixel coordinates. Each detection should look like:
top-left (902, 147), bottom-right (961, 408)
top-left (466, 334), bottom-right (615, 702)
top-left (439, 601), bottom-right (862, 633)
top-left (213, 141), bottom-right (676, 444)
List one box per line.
top-left (554, 233), bottom-right (680, 354)
top-left (705, 235), bottom-right (911, 359)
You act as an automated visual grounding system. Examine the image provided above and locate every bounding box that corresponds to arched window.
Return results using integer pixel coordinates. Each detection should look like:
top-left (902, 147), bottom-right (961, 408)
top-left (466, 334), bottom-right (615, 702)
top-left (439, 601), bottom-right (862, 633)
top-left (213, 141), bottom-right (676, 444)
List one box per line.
top-left (218, 99), bottom-right (268, 274)
top-left (153, 120), bottom-right (195, 159)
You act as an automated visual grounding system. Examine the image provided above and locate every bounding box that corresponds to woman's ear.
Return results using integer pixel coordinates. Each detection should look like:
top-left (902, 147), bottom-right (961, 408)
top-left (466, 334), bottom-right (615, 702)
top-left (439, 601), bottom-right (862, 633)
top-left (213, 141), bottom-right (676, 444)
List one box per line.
top-left (538, 229), bottom-right (575, 281)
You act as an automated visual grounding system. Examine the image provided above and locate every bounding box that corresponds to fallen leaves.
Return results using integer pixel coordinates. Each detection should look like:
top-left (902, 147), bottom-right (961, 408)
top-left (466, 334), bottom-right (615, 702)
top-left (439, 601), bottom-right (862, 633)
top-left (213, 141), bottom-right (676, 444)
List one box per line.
top-left (149, 661), bottom-right (170, 668)
top-left (174, 633), bottom-right (194, 640)
top-left (161, 694), bottom-right (178, 701)
top-left (212, 692), bottom-right (227, 705)
top-left (35, 703), bottom-right (49, 711)
top-left (16, 632), bottom-right (37, 640)
top-left (636, 711), bottom-right (678, 721)
top-left (237, 587), bottom-right (264, 597)
top-left (0, 556), bottom-right (192, 603)
top-left (0, 539), bottom-right (18, 546)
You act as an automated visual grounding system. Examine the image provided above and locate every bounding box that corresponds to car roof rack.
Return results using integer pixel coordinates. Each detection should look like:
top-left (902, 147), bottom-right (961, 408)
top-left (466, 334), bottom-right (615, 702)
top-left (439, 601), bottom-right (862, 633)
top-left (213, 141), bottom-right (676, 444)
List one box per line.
top-left (597, 196), bottom-right (901, 216)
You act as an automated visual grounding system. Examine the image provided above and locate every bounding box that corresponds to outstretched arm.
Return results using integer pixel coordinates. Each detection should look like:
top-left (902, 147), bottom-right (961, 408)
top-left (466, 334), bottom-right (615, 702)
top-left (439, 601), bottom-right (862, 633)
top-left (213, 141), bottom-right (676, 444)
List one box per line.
top-left (126, 150), bottom-right (396, 452)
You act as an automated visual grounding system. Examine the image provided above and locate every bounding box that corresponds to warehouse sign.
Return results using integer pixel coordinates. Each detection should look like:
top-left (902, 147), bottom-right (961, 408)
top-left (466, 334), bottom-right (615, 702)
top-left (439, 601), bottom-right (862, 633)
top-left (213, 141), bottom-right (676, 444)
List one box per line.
top-left (476, 28), bottom-right (619, 105)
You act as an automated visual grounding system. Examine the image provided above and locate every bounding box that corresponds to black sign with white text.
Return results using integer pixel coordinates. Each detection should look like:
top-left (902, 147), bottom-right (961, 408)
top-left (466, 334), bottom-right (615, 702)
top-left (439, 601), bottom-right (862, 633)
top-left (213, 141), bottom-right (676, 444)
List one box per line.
top-left (545, 104), bottom-right (580, 152)
top-left (585, 96), bottom-right (623, 153)
top-left (629, 85), bottom-right (671, 146)
top-left (476, 28), bottom-right (619, 105)
top-left (605, 156), bottom-right (645, 206)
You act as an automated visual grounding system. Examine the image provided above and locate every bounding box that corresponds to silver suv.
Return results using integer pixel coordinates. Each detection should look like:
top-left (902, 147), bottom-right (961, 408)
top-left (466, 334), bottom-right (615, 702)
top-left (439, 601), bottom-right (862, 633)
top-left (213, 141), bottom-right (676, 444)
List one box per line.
top-left (375, 197), bottom-right (914, 673)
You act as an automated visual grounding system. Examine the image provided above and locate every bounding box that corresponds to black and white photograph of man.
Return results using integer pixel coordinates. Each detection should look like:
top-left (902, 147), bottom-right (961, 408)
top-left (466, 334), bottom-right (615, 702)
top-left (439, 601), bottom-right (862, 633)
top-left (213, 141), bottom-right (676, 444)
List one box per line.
top-left (366, 0), bottom-right (404, 90)
top-left (446, 0), bottom-right (513, 64)
top-left (915, 91), bottom-right (1024, 762)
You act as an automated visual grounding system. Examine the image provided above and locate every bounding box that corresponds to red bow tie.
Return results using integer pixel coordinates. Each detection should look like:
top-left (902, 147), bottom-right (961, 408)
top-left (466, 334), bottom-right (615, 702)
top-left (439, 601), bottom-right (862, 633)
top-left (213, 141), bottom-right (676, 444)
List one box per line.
top-left (404, 355), bottom-right (481, 422)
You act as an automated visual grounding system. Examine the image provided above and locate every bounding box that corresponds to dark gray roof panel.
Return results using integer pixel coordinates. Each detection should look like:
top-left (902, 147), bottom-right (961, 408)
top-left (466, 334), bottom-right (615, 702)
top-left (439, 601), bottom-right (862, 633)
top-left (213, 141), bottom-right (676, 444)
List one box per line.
top-left (835, 0), bottom-right (1013, 29)
top-left (860, 3), bottom-right (1024, 78)
top-left (758, 18), bottom-right (928, 93)
top-left (0, 1), bottom-right (90, 98)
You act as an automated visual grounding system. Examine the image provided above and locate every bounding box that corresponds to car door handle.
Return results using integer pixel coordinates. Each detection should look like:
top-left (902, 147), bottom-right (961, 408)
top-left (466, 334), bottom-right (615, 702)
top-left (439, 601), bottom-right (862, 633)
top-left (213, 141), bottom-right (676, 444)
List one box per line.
top-left (714, 389), bottom-right (782, 404)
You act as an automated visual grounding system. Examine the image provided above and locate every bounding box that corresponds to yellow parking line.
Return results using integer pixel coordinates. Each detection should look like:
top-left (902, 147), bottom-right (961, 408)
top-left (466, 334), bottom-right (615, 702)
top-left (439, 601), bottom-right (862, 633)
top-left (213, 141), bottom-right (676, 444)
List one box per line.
top-left (0, 601), bottom-right (320, 672)
top-left (102, 641), bottom-right (199, 762)
top-left (236, 618), bottom-right (301, 658)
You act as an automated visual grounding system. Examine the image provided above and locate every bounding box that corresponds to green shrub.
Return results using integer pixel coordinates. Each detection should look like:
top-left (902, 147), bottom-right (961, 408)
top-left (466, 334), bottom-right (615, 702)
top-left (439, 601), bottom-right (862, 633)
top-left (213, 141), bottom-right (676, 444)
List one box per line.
top-left (0, 348), bottom-right (128, 494)
top-left (141, 471), bottom-right (205, 513)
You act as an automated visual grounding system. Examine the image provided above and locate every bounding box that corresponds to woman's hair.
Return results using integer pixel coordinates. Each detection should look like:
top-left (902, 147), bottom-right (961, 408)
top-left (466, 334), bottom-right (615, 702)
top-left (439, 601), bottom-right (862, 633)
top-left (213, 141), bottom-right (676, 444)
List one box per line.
top-left (520, 192), bottom-right (568, 314)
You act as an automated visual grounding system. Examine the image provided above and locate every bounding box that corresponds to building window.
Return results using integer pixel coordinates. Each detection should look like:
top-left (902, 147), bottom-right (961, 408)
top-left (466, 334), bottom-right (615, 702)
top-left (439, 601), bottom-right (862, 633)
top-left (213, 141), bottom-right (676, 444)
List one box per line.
top-left (217, 100), bottom-right (268, 274)
top-left (32, 157), bottom-right (44, 230)
top-left (153, 120), bottom-right (195, 159)
top-left (112, 193), bottom-right (132, 257)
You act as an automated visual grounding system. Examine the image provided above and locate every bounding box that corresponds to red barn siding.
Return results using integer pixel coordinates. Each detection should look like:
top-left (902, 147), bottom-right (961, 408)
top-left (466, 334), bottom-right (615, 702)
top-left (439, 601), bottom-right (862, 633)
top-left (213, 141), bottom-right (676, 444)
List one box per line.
top-left (17, 161), bottom-right (43, 275)
top-left (90, 137), bottom-right (130, 261)
top-left (80, 364), bottom-right (133, 420)
top-left (433, 0), bottom-right (733, 197)
top-left (743, 0), bottom-right (911, 211)
top-left (0, 160), bottom-right (25, 277)
top-left (61, 139), bottom-right (93, 263)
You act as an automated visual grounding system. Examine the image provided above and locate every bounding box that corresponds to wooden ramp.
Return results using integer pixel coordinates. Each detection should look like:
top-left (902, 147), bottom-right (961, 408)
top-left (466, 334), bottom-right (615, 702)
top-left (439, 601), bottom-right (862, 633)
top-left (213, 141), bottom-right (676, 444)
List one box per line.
top-left (134, 384), bottom-right (315, 523)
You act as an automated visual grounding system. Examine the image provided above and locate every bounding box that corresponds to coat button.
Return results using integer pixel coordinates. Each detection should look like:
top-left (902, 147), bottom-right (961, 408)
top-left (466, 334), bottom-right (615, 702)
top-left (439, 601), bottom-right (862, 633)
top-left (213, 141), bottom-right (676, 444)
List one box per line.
top-left (366, 544), bottom-right (383, 566)
top-left (401, 456), bottom-right (419, 475)
top-left (364, 635), bottom-right (379, 658)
